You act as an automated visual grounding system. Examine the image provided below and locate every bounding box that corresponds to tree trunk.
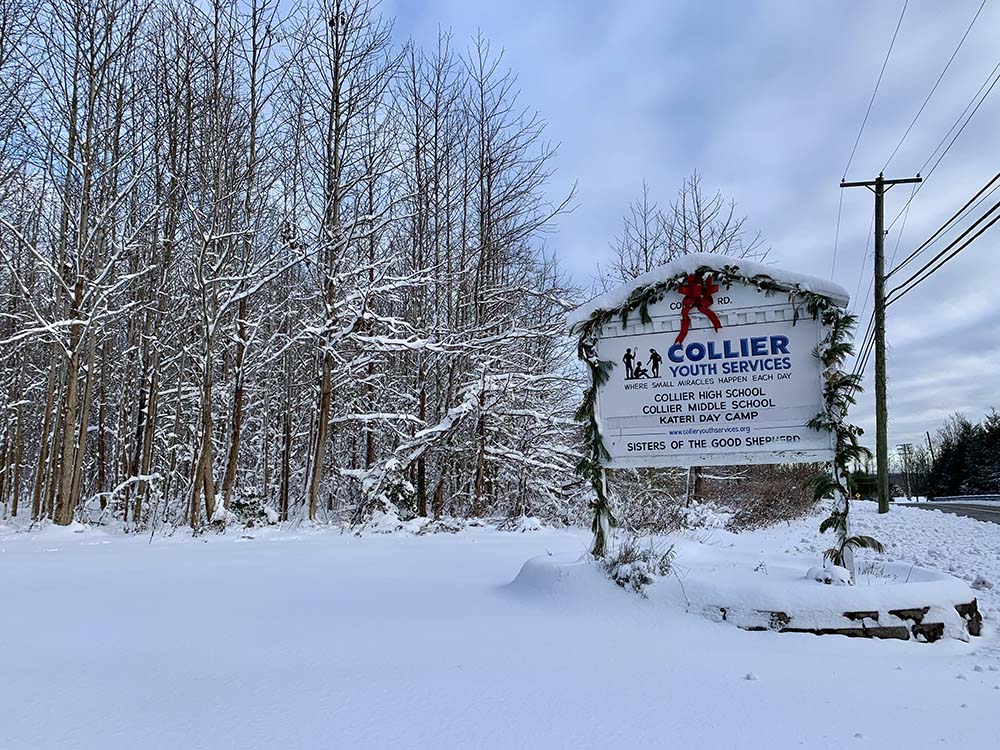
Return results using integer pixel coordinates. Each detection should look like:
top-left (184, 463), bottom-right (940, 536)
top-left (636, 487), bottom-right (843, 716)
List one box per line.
top-left (308, 353), bottom-right (333, 520)
top-left (221, 296), bottom-right (247, 508)
top-left (53, 347), bottom-right (81, 526)
top-left (417, 384), bottom-right (427, 516)
top-left (190, 351), bottom-right (217, 527)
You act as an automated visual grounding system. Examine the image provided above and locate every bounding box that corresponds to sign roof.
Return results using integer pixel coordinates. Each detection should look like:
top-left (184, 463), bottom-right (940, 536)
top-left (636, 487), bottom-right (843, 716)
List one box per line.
top-left (567, 253), bottom-right (850, 330)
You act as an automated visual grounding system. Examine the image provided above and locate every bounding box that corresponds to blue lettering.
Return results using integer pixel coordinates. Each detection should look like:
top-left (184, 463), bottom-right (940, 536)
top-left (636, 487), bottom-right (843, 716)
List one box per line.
top-left (669, 339), bottom-right (794, 364)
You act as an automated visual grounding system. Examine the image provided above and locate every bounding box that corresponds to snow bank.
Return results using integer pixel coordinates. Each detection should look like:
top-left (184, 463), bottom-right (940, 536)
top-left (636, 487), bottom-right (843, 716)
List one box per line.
top-left (660, 544), bottom-right (974, 614)
top-left (506, 552), bottom-right (617, 602)
top-left (567, 252), bottom-right (850, 329)
top-left (507, 520), bottom-right (979, 640)
top-left (645, 532), bottom-right (978, 640)
top-left (509, 515), bottom-right (545, 532)
top-left (768, 502), bottom-right (1000, 619)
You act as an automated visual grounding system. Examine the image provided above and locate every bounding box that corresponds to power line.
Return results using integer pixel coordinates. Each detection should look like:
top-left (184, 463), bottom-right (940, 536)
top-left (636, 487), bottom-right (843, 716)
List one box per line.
top-left (887, 217), bottom-right (1000, 306)
top-left (852, 298), bottom-right (879, 379)
top-left (917, 60), bottom-right (1000, 179)
top-left (851, 205), bottom-right (876, 316)
top-left (882, 0), bottom-right (987, 172)
top-left (885, 55), bottom-right (1000, 232)
top-left (856, 334), bottom-right (875, 381)
top-left (846, 182), bottom-right (919, 380)
top-left (844, 2), bottom-right (988, 383)
top-left (848, 205), bottom-right (876, 378)
top-left (831, 189), bottom-right (845, 276)
top-left (886, 196), bottom-right (1000, 304)
top-left (852, 182), bottom-right (919, 355)
top-left (889, 168), bottom-right (1000, 277)
top-left (843, 0), bottom-right (909, 179)
top-left (834, 1), bottom-right (908, 279)
top-left (851, 312), bottom-right (876, 379)
top-left (841, 5), bottom-right (995, 501)
top-left (859, 320), bottom-right (877, 376)
top-left (850, 183), bottom-right (917, 379)
top-left (886, 181), bottom-right (918, 270)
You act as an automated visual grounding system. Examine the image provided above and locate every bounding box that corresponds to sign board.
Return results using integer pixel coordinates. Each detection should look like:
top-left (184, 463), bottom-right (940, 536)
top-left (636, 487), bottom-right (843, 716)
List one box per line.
top-left (594, 280), bottom-right (834, 468)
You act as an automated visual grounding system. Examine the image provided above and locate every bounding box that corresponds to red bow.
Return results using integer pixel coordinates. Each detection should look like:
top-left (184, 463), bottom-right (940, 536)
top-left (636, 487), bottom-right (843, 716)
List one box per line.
top-left (675, 273), bottom-right (722, 345)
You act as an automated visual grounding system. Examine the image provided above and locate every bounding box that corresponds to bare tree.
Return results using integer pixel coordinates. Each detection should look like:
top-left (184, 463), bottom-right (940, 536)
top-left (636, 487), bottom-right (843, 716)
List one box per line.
top-left (598, 171), bottom-right (768, 291)
top-left (0, 0), bottom-right (584, 531)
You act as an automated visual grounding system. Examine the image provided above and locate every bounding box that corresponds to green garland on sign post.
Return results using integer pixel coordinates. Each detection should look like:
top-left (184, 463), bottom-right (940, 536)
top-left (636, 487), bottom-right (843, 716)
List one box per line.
top-left (571, 263), bottom-right (881, 563)
top-left (806, 301), bottom-right (884, 568)
top-left (574, 333), bottom-right (616, 556)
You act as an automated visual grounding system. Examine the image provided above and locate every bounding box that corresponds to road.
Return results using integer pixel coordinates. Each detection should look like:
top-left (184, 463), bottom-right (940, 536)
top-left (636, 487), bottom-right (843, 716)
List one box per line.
top-left (906, 501), bottom-right (1000, 525)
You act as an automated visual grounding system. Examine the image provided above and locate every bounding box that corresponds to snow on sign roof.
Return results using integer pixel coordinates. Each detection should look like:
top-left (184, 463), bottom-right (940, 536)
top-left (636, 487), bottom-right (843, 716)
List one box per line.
top-left (567, 253), bottom-right (851, 329)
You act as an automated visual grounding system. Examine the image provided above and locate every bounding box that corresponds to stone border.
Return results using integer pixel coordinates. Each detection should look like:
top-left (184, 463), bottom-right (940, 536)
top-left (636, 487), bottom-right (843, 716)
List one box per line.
top-left (712, 598), bottom-right (982, 643)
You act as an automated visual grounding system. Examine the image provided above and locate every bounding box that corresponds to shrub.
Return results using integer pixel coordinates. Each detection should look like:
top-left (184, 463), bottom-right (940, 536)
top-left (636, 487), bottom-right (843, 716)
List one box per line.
top-left (230, 491), bottom-right (278, 528)
top-left (604, 534), bottom-right (676, 597)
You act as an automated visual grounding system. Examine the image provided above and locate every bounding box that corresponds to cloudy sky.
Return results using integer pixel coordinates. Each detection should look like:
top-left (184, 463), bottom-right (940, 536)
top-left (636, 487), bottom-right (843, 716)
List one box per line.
top-left (385, 0), bottom-right (1000, 454)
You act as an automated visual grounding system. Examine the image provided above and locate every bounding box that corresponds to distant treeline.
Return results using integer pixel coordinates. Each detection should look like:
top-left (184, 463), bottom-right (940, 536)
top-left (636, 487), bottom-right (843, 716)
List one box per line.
top-left (927, 412), bottom-right (1000, 498)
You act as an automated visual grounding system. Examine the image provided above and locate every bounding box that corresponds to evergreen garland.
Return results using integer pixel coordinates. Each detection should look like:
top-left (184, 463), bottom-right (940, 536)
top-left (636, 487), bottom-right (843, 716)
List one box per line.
top-left (571, 262), bottom-right (881, 565)
top-left (806, 304), bottom-right (883, 568)
top-left (574, 334), bottom-right (616, 556)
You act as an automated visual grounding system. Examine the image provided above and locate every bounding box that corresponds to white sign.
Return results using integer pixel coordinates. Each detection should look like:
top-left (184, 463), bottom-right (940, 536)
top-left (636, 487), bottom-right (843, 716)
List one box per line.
top-left (595, 280), bottom-right (834, 468)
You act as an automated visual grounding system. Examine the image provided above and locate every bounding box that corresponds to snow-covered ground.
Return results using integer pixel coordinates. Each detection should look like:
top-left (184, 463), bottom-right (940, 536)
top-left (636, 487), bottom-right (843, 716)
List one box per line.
top-left (788, 502), bottom-right (999, 617)
top-left (2, 504), bottom-right (999, 750)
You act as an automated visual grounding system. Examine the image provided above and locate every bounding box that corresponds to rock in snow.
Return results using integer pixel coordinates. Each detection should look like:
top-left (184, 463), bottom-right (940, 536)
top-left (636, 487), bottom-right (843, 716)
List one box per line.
top-left (971, 574), bottom-right (993, 591)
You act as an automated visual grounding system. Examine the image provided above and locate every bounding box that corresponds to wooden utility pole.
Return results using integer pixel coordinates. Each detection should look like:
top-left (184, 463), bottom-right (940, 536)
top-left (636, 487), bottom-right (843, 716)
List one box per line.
top-left (841, 172), bottom-right (921, 514)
